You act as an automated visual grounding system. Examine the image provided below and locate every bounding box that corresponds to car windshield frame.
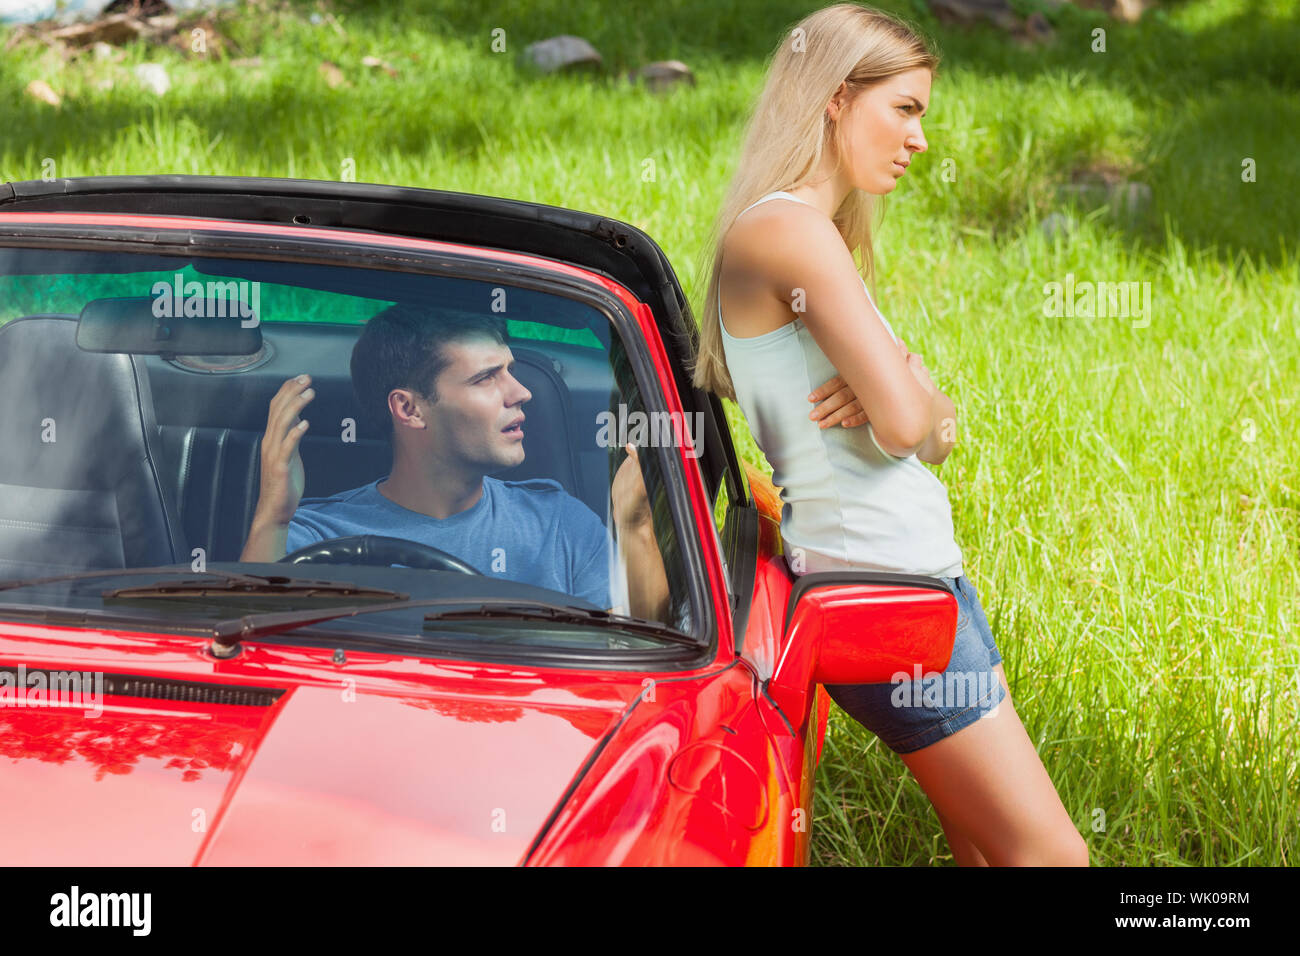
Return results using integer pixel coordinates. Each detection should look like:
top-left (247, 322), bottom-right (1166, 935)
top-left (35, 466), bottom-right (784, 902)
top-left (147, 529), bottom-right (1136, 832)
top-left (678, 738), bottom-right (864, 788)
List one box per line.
top-left (0, 217), bottom-right (721, 663)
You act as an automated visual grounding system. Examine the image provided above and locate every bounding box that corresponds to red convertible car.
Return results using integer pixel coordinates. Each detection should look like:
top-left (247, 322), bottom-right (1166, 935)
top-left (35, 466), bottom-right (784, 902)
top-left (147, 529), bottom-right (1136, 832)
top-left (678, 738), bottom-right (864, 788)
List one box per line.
top-left (0, 175), bottom-right (958, 865)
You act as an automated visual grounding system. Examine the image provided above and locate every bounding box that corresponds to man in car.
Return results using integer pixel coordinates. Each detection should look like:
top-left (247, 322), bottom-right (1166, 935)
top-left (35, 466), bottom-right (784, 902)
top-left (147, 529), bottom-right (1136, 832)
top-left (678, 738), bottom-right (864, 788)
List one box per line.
top-left (239, 304), bottom-right (671, 623)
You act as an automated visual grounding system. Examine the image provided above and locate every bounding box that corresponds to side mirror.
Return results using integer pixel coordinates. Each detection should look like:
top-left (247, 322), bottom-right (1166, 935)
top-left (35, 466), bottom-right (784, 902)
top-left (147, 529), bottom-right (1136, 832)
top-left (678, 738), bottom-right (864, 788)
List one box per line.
top-left (767, 572), bottom-right (958, 721)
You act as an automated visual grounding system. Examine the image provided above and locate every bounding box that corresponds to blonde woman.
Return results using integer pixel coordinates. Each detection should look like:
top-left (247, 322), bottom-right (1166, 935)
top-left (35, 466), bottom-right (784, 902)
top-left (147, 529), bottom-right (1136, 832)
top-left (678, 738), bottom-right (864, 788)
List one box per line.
top-left (689, 3), bottom-right (1087, 866)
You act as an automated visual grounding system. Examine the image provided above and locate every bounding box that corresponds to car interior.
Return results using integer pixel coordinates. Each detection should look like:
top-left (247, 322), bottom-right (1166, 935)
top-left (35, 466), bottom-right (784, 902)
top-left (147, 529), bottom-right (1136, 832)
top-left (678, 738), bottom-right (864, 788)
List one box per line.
top-left (147, 322), bottom-right (619, 564)
top-left (0, 308), bottom-right (627, 580)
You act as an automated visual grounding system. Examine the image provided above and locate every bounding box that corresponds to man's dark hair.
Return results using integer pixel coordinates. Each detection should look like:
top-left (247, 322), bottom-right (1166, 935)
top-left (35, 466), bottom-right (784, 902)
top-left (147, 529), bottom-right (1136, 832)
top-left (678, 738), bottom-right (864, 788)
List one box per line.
top-left (351, 304), bottom-right (509, 439)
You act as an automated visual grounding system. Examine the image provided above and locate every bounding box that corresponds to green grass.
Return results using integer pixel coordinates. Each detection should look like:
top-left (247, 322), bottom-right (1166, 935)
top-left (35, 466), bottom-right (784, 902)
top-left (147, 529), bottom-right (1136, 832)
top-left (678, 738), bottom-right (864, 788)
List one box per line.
top-left (3, 0), bottom-right (1296, 866)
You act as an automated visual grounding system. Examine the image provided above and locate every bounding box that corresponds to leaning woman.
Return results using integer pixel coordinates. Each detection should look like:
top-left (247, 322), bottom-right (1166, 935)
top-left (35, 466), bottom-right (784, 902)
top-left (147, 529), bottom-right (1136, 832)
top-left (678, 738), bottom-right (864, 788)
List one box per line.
top-left (689, 2), bottom-right (1087, 866)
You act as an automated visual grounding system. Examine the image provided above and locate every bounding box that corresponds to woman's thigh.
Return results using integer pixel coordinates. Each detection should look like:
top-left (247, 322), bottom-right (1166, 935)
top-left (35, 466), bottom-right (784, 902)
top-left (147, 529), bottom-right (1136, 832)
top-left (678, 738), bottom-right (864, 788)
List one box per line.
top-left (904, 578), bottom-right (1082, 864)
top-left (824, 575), bottom-right (1085, 864)
top-left (898, 683), bottom-right (1087, 866)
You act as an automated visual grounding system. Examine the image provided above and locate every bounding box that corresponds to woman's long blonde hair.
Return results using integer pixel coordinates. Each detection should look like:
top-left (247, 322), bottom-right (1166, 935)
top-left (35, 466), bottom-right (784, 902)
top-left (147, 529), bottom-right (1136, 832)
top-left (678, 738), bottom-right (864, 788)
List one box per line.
top-left (688, 3), bottom-right (939, 403)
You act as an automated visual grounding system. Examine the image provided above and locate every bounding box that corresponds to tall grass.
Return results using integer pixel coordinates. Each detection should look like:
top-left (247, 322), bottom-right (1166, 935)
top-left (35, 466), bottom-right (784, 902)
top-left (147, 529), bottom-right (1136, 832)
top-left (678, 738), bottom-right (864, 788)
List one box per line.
top-left (2, 0), bottom-right (1295, 865)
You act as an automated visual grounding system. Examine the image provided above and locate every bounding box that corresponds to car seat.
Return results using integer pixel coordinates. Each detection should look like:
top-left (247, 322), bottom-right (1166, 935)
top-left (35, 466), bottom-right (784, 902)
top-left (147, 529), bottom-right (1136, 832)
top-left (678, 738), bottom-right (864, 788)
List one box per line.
top-left (0, 316), bottom-right (185, 580)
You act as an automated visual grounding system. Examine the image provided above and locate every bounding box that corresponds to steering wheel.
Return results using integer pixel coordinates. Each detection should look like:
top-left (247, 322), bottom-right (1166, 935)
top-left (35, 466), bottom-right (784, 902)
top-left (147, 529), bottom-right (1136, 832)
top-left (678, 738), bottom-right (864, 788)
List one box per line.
top-left (279, 534), bottom-right (483, 574)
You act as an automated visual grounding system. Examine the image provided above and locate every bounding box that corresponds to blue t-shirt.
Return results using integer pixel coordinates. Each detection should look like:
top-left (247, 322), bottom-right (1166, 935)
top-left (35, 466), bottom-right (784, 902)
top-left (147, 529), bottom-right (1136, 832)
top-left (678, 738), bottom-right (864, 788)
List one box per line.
top-left (285, 476), bottom-right (612, 609)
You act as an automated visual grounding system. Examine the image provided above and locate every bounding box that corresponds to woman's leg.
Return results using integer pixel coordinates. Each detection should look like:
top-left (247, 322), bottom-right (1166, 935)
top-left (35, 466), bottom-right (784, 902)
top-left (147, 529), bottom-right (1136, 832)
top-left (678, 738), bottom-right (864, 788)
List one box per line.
top-left (927, 664), bottom-right (1003, 866)
top-left (930, 662), bottom-right (1015, 866)
top-left (899, 661), bottom-right (1088, 866)
top-left (935, 808), bottom-right (989, 866)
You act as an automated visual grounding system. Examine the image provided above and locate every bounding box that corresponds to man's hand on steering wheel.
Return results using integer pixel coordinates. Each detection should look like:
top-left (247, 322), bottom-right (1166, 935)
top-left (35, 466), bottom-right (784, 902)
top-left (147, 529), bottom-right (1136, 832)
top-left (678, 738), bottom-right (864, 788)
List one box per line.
top-left (278, 534), bottom-right (483, 575)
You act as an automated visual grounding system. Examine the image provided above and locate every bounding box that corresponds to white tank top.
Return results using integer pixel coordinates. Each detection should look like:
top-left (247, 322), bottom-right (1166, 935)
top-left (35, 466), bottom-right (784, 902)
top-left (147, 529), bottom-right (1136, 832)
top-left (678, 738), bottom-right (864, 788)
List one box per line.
top-left (719, 190), bottom-right (963, 578)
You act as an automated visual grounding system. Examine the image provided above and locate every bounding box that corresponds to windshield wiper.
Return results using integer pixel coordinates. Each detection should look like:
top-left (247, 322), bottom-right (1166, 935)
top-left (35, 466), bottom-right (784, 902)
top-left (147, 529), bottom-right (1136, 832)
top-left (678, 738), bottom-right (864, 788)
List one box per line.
top-left (0, 566), bottom-right (380, 595)
top-left (425, 603), bottom-right (691, 644)
top-left (0, 568), bottom-right (699, 655)
top-left (204, 596), bottom-right (698, 657)
top-left (0, 602), bottom-right (224, 635)
top-left (101, 577), bottom-right (407, 601)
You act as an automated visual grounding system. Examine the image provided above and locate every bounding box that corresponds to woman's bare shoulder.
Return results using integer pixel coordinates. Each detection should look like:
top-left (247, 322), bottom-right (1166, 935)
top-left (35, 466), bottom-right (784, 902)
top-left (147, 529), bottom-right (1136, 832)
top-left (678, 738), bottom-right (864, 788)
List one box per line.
top-left (727, 199), bottom-right (836, 267)
top-left (724, 199), bottom-right (852, 296)
top-left (725, 196), bottom-right (831, 248)
top-left (720, 201), bottom-right (846, 337)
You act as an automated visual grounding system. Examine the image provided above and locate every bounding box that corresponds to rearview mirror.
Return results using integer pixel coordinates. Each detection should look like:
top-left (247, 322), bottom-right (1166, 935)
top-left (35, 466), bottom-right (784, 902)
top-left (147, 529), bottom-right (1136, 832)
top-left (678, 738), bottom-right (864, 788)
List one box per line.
top-left (768, 572), bottom-right (958, 721)
top-left (76, 296), bottom-right (263, 355)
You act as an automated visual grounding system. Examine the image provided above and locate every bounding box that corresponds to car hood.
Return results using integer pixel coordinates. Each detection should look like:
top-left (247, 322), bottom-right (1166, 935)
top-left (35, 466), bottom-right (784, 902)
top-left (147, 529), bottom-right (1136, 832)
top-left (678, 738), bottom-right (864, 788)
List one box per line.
top-left (0, 623), bottom-right (636, 866)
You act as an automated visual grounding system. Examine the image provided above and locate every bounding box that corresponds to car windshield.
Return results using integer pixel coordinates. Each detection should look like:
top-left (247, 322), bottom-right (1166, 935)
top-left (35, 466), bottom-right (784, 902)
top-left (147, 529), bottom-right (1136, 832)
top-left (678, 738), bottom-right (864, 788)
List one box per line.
top-left (0, 240), bottom-right (700, 656)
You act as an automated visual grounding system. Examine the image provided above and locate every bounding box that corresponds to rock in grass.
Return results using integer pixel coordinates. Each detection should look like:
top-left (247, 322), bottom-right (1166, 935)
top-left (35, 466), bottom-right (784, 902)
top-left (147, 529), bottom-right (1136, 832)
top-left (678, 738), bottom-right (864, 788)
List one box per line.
top-left (1023, 11), bottom-right (1054, 43)
top-left (1057, 164), bottom-right (1153, 223)
top-left (627, 60), bottom-right (695, 94)
top-left (47, 11), bottom-right (147, 45)
top-left (928, 0), bottom-right (1022, 32)
top-left (361, 55), bottom-right (399, 77)
top-left (24, 78), bottom-right (61, 107)
top-left (1071, 0), bottom-right (1154, 24)
top-left (1040, 212), bottom-right (1073, 242)
top-left (927, 0), bottom-right (1059, 44)
top-left (524, 35), bottom-right (602, 74)
top-left (319, 60), bottom-right (349, 88)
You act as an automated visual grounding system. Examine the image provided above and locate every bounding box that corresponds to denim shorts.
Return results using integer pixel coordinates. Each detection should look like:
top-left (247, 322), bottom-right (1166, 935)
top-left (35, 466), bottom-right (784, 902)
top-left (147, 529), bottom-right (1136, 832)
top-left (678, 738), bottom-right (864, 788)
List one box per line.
top-left (822, 575), bottom-right (1006, 755)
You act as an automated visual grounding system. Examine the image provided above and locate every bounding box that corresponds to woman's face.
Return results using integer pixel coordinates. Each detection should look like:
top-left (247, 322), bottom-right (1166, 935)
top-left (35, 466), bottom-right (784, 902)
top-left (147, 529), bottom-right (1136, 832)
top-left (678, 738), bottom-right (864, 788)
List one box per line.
top-left (831, 68), bottom-right (931, 194)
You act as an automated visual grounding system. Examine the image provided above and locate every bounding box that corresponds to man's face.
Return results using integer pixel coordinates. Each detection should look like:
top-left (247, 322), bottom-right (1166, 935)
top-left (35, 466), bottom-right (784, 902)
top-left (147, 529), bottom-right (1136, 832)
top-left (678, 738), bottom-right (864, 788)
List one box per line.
top-left (410, 336), bottom-right (532, 473)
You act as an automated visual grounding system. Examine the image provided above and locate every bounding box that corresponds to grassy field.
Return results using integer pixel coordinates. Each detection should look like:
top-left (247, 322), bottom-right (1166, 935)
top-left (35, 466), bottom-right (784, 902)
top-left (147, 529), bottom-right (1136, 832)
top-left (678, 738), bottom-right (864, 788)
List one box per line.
top-left (3, 0), bottom-right (1296, 865)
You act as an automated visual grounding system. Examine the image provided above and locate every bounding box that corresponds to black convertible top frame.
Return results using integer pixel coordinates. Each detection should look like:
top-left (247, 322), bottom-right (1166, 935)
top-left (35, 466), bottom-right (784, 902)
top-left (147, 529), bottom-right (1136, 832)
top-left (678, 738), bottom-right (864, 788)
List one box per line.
top-left (0, 175), bottom-right (695, 382)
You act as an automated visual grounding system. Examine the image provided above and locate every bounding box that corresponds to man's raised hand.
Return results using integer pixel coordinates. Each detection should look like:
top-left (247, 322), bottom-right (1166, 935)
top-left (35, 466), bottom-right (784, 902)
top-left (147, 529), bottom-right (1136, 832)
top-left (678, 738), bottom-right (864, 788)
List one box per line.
top-left (253, 374), bottom-right (314, 528)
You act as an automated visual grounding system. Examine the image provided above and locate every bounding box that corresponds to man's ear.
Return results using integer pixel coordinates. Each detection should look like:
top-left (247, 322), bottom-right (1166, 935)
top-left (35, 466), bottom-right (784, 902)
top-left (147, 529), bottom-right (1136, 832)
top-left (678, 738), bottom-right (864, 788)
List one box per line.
top-left (387, 387), bottom-right (428, 431)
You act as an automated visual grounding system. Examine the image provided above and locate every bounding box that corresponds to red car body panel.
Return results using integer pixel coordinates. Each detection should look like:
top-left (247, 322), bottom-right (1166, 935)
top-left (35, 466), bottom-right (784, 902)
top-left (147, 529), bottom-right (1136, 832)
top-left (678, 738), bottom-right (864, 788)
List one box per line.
top-left (738, 462), bottom-right (832, 764)
top-left (1, 621), bottom-right (661, 865)
top-left (0, 622), bottom-right (808, 865)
